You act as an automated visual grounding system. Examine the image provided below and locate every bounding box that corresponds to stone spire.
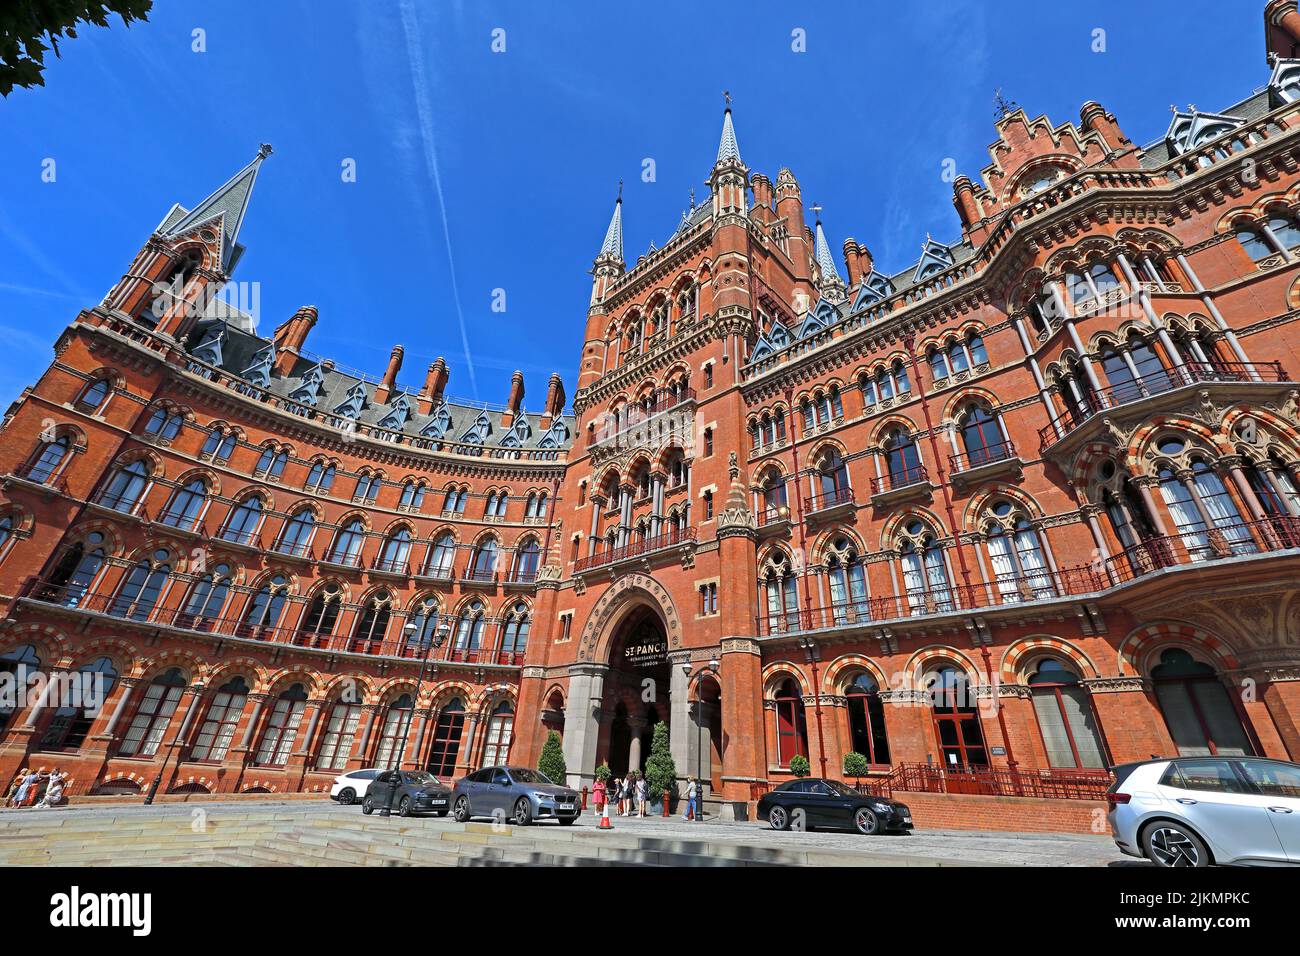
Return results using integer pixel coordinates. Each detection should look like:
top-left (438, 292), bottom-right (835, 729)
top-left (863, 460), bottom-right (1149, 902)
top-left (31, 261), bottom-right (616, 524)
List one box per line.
top-left (716, 99), bottom-right (742, 166)
top-left (813, 216), bottom-right (844, 288)
top-left (160, 144), bottom-right (272, 273)
top-left (597, 191), bottom-right (623, 263)
top-left (716, 452), bottom-right (757, 538)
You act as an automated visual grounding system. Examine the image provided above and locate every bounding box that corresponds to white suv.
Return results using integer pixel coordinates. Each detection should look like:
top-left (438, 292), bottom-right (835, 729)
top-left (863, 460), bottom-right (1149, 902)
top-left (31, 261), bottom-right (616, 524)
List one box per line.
top-left (329, 769), bottom-right (380, 806)
top-left (1107, 756), bottom-right (1300, 866)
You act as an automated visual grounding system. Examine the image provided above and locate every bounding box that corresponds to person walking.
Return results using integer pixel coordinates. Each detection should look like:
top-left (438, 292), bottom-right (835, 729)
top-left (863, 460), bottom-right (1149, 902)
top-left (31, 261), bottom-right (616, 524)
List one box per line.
top-left (685, 775), bottom-right (698, 821)
top-left (611, 776), bottom-right (623, 815)
top-left (35, 769), bottom-right (65, 809)
top-left (4, 768), bottom-right (28, 808)
top-left (592, 775), bottom-right (607, 816)
top-left (636, 774), bottom-right (647, 817)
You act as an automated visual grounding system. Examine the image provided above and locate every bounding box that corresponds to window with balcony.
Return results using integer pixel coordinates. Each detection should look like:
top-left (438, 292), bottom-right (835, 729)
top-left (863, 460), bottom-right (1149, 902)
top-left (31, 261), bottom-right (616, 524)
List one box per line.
top-left (221, 495), bottom-right (265, 545)
top-left (825, 538), bottom-right (868, 622)
top-left (181, 563), bottom-right (232, 624)
top-left (159, 477), bottom-right (208, 529)
top-left (276, 508), bottom-right (316, 557)
top-left (100, 459), bottom-right (151, 513)
top-left (957, 405), bottom-right (1004, 468)
top-left (898, 522), bottom-right (953, 614)
top-left (327, 519), bottom-right (367, 565)
top-left (983, 503), bottom-right (1054, 602)
top-left (242, 574), bottom-right (289, 633)
top-left (352, 593), bottom-right (393, 650)
top-left (109, 550), bottom-right (172, 620)
top-left (883, 428), bottom-right (923, 487)
top-left (26, 436), bottom-right (70, 484)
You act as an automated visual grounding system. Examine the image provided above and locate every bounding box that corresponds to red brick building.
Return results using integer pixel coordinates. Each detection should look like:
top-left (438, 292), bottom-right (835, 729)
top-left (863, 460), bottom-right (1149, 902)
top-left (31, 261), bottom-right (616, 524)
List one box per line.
top-left (4, 1), bottom-right (1300, 809)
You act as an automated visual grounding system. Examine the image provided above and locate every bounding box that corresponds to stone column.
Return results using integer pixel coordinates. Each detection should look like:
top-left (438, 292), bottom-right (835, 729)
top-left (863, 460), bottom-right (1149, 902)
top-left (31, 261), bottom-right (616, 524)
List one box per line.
top-left (668, 653), bottom-right (692, 787)
top-left (718, 639), bottom-right (765, 805)
top-left (626, 716), bottom-right (647, 773)
top-left (561, 663), bottom-right (608, 789)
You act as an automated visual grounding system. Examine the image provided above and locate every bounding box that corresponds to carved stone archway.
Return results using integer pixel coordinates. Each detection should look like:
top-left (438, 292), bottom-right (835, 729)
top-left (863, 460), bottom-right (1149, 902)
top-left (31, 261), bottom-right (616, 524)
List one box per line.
top-left (577, 572), bottom-right (683, 663)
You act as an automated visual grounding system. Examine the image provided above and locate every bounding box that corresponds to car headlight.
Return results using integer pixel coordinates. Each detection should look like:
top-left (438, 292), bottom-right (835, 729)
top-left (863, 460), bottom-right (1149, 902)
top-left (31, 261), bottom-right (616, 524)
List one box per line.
top-left (533, 791), bottom-right (553, 801)
top-left (870, 801), bottom-right (893, 812)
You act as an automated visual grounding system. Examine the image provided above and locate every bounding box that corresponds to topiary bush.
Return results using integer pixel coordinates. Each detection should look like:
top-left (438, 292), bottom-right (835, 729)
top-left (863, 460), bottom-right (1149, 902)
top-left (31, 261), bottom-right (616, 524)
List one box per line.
top-left (843, 751), bottom-right (869, 786)
top-left (789, 754), bottom-right (811, 778)
top-left (594, 762), bottom-right (611, 783)
top-left (643, 721), bottom-right (677, 803)
top-left (537, 730), bottom-right (567, 785)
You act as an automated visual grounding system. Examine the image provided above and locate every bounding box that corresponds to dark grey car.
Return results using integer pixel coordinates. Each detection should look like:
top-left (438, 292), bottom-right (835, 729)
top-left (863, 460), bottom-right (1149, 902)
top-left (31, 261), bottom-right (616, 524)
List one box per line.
top-left (451, 765), bottom-right (580, 826)
top-left (361, 770), bottom-right (452, 817)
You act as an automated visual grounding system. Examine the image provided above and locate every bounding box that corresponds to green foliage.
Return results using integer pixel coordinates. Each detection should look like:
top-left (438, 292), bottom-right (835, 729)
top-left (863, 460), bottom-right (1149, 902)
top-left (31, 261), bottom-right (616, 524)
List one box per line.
top-left (643, 721), bottom-right (677, 799)
top-left (537, 730), bottom-right (566, 785)
top-left (1, 1), bottom-right (153, 96)
top-left (843, 752), bottom-right (869, 780)
top-left (594, 762), bottom-right (611, 782)
top-left (789, 754), bottom-right (811, 778)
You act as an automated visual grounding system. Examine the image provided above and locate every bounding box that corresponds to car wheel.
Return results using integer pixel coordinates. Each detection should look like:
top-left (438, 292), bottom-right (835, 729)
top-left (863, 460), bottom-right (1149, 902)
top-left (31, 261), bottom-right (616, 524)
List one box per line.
top-left (1143, 822), bottom-right (1210, 868)
top-left (453, 795), bottom-right (470, 823)
top-left (768, 805), bottom-right (789, 831)
top-left (398, 796), bottom-right (412, 817)
top-left (337, 787), bottom-right (356, 806)
top-left (361, 794), bottom-right (375, 815)
top-left (854, 807), bottom-right (880, 836)
top-left (513, 798), bottom-right (533, 827)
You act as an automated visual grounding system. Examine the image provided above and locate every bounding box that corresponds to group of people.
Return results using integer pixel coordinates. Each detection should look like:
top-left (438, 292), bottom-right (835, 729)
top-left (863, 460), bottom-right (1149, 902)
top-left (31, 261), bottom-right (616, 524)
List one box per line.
top-left (4, 768), bottom-right (67, 809)
top-left (593, 771), bottom-right (649, 817)
top-left (591, 772), bottom-right (703, 820)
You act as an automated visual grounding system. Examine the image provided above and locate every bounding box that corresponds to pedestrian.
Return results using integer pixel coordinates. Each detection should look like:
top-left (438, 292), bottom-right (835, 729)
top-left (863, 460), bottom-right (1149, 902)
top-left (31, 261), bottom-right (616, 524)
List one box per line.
top-left (592, 775), bottom-right (607, 815)
top-left (13, 769), bottom-right (39, 809)
top-left (4, 768), bottom-right (28, 808)
top-left (28, 771), bottom-right (48, 808)
top-left (636, 774), bottom-right (647, 817)
top-left (611, 776), bottom-right (622, 815)
top-left (36, 769), bottom-right (65, 809)
top-left (685, 775), bottom-right (698, 821)
top-left (620, 774), bottom-right (631, 816)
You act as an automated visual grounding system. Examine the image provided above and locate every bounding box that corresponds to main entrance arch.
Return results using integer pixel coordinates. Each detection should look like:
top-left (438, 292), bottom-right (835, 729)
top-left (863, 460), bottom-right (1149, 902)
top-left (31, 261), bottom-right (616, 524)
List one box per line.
top-left (599, 607), bottom-right (671, 777)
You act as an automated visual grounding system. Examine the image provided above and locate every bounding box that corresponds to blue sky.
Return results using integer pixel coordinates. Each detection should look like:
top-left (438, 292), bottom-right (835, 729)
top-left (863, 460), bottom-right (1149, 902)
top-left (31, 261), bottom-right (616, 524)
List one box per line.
top-left (0, 0), bottom-right (1266, 408)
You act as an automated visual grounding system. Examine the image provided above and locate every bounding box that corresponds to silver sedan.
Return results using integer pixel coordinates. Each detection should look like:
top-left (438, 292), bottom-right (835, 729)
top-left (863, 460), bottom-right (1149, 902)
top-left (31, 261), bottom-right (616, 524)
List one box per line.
top-left (451, 765), bottom-right (581, 826)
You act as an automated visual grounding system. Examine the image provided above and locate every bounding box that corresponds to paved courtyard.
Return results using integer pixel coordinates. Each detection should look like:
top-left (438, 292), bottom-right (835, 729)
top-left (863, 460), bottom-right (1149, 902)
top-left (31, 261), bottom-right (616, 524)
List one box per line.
top-left (0, 799), bottom-right (1134, 867)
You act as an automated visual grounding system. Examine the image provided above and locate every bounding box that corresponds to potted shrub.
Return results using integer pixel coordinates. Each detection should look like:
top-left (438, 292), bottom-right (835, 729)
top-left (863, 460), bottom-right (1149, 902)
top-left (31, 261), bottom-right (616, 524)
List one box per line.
top-left (789, 754), bottom-right (811, 778)
top-left (843, 751), bottom-right (869, 790)
top-left (643, 721), bottom-right (677, 813)
top-left (538, 730), bottom-right (567, 785)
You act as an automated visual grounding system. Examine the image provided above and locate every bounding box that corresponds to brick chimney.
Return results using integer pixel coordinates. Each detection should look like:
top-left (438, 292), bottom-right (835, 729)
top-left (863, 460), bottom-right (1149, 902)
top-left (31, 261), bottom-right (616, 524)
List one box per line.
top-left (542, 373), bottom-right (566, 429)
top-left (272, 305), bottom-right (318, 375)
top-left (502, 370), bottom-right (525, 427)
top-left (373, 345), bottom-right (404, 405)
top-left (418, 357), bottom-right (449, 414)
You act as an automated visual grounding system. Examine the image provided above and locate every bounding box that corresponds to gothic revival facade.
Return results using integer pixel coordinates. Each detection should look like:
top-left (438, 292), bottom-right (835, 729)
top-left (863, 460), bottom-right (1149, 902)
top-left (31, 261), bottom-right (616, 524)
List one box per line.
top-left (4, 1), bottom-right (1300, 806)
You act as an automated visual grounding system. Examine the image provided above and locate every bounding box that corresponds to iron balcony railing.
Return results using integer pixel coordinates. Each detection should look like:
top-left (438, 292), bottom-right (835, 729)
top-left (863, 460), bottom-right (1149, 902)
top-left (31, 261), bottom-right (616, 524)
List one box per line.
top-left (949, 439), bottom-right (1017, 473)
top-left (870, 464), bottom-right (929, 495)
top-left (757, 516), bottom-right (1300, 636)
top-left (857, 763), bottom-right (1113, 801)
top-left (803, 486), bottom-right (855, 515)
top-left (1039, 361), bottom-right (1289, 450)
top-left (573, 527), bottom-right (697, 573)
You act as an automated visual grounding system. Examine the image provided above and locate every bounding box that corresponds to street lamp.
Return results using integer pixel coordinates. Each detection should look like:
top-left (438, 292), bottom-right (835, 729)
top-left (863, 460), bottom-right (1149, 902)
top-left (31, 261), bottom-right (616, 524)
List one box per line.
top-left (381, 617), bottom-right (450, 817)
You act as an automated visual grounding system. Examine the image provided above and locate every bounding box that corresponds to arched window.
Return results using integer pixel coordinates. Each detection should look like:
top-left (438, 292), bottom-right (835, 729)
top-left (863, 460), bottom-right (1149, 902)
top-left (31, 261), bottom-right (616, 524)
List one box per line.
top-left (221, 495), bottom-right (264, 545)
top-left (899, 521), bottom-right (953, 614)
top-left (26, 436), bottom-right (70, 484)
top-left (1152, 649), bottom-right (1253, 756)
top-left (316, 696), bottom-right (363, 771)
top-left (109, 549), bottom-right (172, 620)
top-left (327, 518), bottom-right (367, 566)
top-left (254, 683), bottom-right (309, 766)
top-left (966, 331), bottom-right (988, 366)
top-left (443, 487), bottom-right (467, 514)
top-left (144, 407), bottom-right (185, 440)
top-left (1268, 214), bottom-right (1300, 251)
top-left (399, 480), bottom-right (425, 511)
top-left (241, 574), bottom-right (289, 636)
top-left (525, 492), bottom-right (548, 519)
top-left (814, 448), bottom-right (849, 500)
top-left (1236, 226), bottom-right (1274, 262)
top-left (425, 532), bottom-right (456, 578)
top-left (984, 503), bottom-right (1054, 602)
top-left (305, 460), bottom-right (336, 492)
top-left (500, 603), bottom-right (530, 659)
top-left (513, 538), bottom-right (540, 582)
top-left (774, 678), bottom-right (808, 766)
top-left (481, 699), bottom-right (515, 767)
top-left (40, 656), bottom-right (118, 752)
top-left (427, 699), bottom-right (466, 776)
top-left (958, 405), bottom-right (1004, 466)
top-left (76, 378), bottom-right (111, 411)
top-left (761, 552), bottom-right (800, 632)
top-left (189, 676), bottom-right (249, 761)
top-left (373, 694), bottom-right (414, 768)
top-left (181, 562), bottom-right (232, 626)
top-left (484, 491), bottom-right (508, 518)
top-left (884, 428), bottom-right (923, 485)
top-left (353, 472), bottom-right (381, 503)
top-left (201, 426), bottom-right (237, 462)
top-left (100, 459), bottom-right (150, 512)
top-left (405, 596), bottom-right (441, 653)
top-left (1156, 450), bottom-right (1254, 558)
top-left (255, 445), bottom-right (288, 479)
top-left (45, 535), bottom-right (106, 605)
top-left (928, 666), bottom-right (987, 768)
top-left (119, 667), bottom-right (187, 757)
top-left (160, 477), bottom-right (208, 529)
top-left (1089, 261), bottom-right (1121, 295)
top-left (0, 645), bottom-right (40, 732)
top-left (298, 584), bottom-right (342, 646)
top-left (352, 593), bottom-right (393, 651)
top-left (276, 508), bottom-right (316, 557)
top-left (376, 528), bottom-right (412, 573)
top-left (469, 539), bottom-right (498, 580)
top-left (846, 673), bottom-right (890, 765)
top-left (452, 600), bottom-right (486, 658)
top-left (825, 538), bottom-right (868, 623)
top-left (0, 515), bottom-right (13, 552)
top-left (929, 346), bottom-right (950, 382)
top-left (1028, 660), bottom-right (1107, 769)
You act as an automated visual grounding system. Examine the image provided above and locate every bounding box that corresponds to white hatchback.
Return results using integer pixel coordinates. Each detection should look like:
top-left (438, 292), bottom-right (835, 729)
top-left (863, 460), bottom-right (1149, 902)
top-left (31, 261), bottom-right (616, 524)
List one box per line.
top-left (330, 769), bottom-right (381, 806)
top-left (1107, 756), bottom-right (1300, 866)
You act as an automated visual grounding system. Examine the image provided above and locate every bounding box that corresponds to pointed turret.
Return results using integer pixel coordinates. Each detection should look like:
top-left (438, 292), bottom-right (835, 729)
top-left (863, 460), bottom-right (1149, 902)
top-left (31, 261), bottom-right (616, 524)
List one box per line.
top-left (590, 190), bottom-right (625, 309)
top-left (709, 95), bottom-right (748, 217)
top-left (160, 144), bottom-right (272, 273)
top-left (597, 194), bottom-right (624, 263)
top-left (813, 213), bottom-right (846, 301)
top-left (717, 105), bottom-right (742, 166)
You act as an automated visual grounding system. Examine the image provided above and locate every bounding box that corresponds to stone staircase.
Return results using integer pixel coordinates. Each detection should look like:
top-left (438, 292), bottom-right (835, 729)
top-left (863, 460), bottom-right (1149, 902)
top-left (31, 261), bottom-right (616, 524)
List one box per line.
top-left (0, 807), bottom-right (968, 867)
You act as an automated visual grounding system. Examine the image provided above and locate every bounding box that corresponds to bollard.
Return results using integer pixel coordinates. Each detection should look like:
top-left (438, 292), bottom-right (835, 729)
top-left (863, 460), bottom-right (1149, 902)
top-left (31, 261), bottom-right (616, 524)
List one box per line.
top-left (581, 785), bottom-right (588, 811)
top-left (662, 789), bottom-right (670, 817)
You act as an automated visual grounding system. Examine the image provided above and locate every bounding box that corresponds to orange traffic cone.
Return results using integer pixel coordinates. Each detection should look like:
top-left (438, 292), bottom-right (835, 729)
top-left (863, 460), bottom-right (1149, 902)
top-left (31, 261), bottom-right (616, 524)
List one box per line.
top-left (598, 798), bottom-right (613, 830)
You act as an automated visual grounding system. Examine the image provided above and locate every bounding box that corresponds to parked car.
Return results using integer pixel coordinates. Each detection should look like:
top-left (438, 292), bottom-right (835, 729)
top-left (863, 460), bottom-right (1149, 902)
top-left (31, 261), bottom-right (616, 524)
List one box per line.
top-left (360, 770), bottom-right (453, 817)
top-left (1107, 756), bottom-right (1300, 866)
top-left (758, 778), bottom-right (913, 835)
top-left (330, 768), bottom-right (380, 806)
top-left (451, 766), bottom-right (580, 826)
